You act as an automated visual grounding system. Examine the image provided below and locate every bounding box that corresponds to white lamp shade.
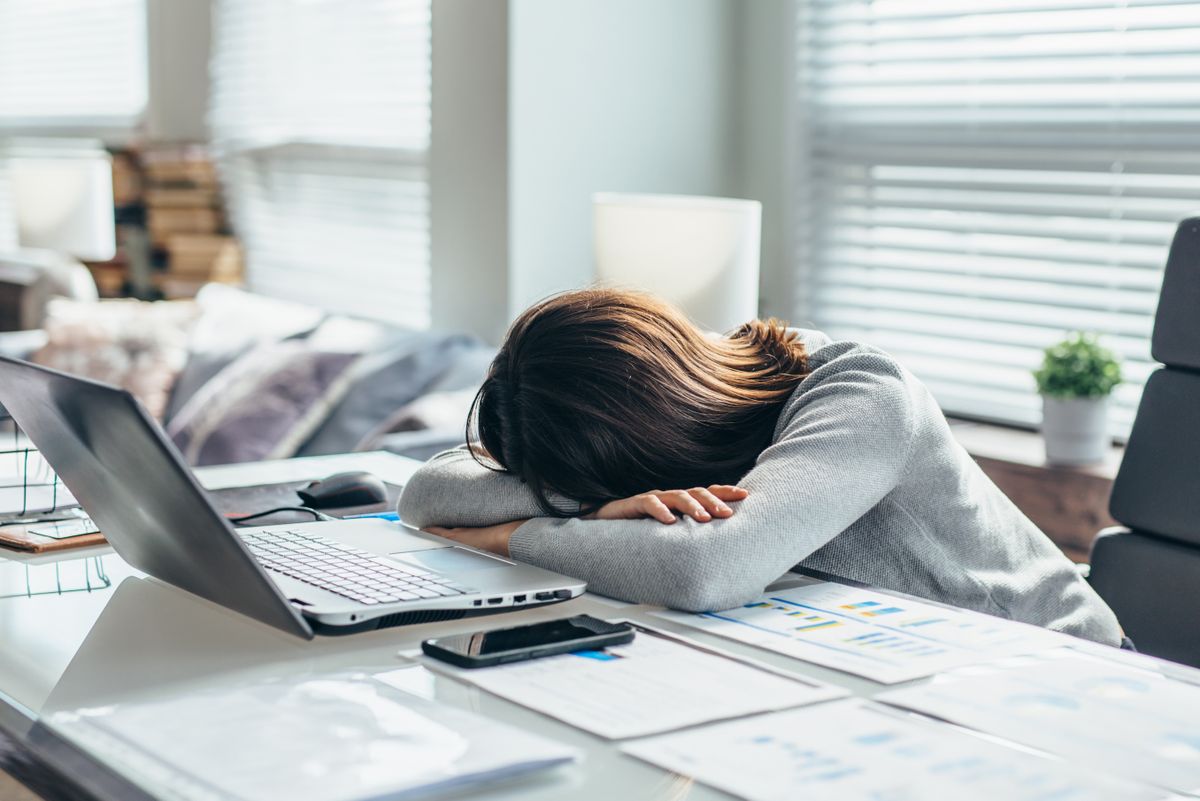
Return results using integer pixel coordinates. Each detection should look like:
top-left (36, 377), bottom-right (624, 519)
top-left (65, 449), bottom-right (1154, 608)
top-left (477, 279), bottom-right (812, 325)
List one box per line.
top-left (593, 193), bottom-right (761, 333)
top-left (12, 146), bottom-right (116, 262)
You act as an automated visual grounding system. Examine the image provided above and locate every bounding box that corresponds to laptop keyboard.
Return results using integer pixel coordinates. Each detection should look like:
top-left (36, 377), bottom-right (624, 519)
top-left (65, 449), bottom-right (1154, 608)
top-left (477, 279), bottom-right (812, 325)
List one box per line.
top-left (241, 530), bottom-right (475, 606)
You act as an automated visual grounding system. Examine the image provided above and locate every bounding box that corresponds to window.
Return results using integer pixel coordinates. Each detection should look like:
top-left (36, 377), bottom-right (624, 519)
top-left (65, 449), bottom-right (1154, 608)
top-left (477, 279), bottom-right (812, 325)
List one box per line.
top-left (209, 0), bottom-right (431, 326)
top-left (0, 0), bottom-right (147, 131)
top-left (794, 0), bottom-right (1200, 436)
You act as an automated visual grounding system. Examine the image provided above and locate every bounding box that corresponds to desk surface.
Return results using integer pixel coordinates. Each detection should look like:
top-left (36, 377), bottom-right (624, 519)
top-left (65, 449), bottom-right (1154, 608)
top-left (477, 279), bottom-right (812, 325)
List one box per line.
top-left (0, 542), bottom-right (1192, 801)
top-left (0, 544), bottom-right (1190, 801)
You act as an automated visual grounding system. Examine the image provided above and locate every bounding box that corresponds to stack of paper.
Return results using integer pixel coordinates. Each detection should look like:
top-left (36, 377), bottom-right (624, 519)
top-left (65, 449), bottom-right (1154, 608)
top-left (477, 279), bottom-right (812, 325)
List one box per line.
top-left (879, 650), bottom-right (1200, 796)
top-left (48, 672), bottom-right (577, 801)
top-left (656, 582), bottom-right (1067, 683)
top-left (622, 699), bottom-right (1166, 801)
top-left (407, 626), bottom-right (846, 739)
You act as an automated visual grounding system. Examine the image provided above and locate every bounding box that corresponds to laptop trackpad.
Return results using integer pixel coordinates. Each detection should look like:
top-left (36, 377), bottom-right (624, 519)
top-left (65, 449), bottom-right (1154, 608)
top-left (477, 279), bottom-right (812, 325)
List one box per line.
top-left (390, 547), bottom-right (514, 573)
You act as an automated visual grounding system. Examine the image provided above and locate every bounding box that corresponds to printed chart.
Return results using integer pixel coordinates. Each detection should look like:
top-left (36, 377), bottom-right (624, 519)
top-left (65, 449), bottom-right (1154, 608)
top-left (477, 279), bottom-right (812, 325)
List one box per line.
top-left (655, 582), bottom-right (1067, 683)
top-left (409, 626), bottom-right (845, 739)
top-left (879, 651), bottom-right (1200, 795)
top-left (622, 699), bottom-right (1163, 801)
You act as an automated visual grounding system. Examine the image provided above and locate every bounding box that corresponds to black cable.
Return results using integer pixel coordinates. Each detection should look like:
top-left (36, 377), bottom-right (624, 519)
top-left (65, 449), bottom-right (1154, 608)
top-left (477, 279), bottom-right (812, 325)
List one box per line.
top-left (227, 506), bottom-right (336, 526)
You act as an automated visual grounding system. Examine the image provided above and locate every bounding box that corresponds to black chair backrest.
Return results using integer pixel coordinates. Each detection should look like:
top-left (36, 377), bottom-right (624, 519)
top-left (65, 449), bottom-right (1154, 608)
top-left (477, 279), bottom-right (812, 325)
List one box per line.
top-left (1109, 218), bottom-right (1200, 544)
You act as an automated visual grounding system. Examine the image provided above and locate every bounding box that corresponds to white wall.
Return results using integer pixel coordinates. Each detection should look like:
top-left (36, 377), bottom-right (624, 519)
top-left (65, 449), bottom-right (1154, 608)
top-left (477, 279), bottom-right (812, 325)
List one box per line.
top-left (430, 0), bottom-right (511, 342)
top-left (732, 0), bottom-right (797, 323)
top-left (507, 0), bottom-right (740, 319)
top-left (145, 0), bottom-right (212, 142)
top-left (429, 0), bottom-right (797, 341)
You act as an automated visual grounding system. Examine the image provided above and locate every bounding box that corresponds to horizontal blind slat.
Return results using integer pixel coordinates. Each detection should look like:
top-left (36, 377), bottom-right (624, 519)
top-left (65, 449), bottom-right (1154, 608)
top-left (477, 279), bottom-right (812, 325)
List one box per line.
top-left (0, 0), bottom-right (147, 127)
top-left (796, 0), bottom-right (1199, 444)
top-left (210, 0), bottom-right (431, 327)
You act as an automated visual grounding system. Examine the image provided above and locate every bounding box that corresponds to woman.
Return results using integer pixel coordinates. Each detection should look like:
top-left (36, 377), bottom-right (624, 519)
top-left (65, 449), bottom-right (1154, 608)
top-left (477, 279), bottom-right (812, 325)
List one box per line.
top-left (398, 289), bottom-right (1123, 645)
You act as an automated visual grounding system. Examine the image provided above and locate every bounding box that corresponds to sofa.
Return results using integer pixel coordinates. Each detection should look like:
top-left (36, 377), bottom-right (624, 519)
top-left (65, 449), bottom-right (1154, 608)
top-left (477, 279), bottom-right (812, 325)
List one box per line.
top-left (0, 284), bottom-right (495, 465)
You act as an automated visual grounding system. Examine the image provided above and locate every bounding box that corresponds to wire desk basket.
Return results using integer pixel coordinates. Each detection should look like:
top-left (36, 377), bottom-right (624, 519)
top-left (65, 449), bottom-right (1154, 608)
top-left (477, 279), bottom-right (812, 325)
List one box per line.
top-left (0, 410), bottom-right (111, 598)
top-left (0, 410), bottom-right (77, 522)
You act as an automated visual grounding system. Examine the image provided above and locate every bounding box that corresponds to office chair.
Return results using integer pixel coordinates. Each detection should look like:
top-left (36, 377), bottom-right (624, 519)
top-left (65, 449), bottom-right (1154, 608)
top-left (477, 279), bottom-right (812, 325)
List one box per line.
top-left (1088, 217), bottom-right (1200, 668)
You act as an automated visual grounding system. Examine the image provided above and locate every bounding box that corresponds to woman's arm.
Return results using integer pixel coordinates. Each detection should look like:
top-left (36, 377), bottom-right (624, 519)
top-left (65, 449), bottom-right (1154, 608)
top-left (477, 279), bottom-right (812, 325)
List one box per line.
top-left (397, 445), bottom-right (554, 528)
top-left (505, 346), bottom-right (919, 611)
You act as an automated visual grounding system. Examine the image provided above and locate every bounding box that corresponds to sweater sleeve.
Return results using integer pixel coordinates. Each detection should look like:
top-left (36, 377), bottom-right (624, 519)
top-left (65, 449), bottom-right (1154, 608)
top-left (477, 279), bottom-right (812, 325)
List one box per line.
top-left (397, 445), bottom-right (573, 527)
top-left (507, 344), bottom-right (918, 611)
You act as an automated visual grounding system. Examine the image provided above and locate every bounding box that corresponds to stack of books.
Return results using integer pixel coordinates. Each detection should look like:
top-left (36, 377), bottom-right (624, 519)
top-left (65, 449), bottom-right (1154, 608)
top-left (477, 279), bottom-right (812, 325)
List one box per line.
top-left (141, 147), bottom-right (244, 298)
top-left (81, 147), bottom-right (244, 300)
top-left (156, 233), bottom-right (243, 299)
top-left (142, 148), bottom-right (222, 250)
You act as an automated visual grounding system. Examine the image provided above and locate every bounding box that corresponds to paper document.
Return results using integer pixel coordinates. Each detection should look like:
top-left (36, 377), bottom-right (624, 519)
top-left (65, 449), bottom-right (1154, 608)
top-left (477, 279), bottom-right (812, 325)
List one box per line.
top-left (406, 625), bottom-right (846, 740)
top-left (193, 451), bottom-right (423, 491)
top-left (48, 672), bottom-right (577, 801)
top-left (655, 582), bottom-right (1067, 683)
top-left (879, 650), bottom-right (1200, 795)
top-left (0, 484), bottom-right (78, 515)
top-left (622, 699), bottom-right (1165, 801)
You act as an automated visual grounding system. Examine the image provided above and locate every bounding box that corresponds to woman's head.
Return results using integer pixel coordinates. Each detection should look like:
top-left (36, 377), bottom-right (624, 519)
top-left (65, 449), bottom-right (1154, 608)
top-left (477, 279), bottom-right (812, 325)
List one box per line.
top-left (469, 288), bottom-right (809, 514)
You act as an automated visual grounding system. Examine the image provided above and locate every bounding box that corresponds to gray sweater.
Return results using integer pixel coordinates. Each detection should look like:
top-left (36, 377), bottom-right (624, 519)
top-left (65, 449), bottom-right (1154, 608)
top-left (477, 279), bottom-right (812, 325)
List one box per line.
top-left (398, 331), bottom-right (1123, 646)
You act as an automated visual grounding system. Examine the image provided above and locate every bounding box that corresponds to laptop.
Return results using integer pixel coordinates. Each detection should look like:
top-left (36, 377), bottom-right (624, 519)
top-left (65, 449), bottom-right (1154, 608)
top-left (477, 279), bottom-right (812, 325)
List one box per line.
top-left (0, 356), bottom-right (585, 639)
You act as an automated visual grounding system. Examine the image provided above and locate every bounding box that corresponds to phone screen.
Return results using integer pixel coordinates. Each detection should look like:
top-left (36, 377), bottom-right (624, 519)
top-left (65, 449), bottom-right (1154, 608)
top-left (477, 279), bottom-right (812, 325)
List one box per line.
top-left (429, 616), bottom-right (626, 657)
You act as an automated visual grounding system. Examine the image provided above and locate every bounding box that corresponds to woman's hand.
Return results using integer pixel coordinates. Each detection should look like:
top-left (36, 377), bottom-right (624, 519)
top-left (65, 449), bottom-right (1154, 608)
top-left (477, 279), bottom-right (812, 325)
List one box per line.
top-left (423, 520), bottom-right (526, 557)
top-left (585, 485), bottom-right (749, 525)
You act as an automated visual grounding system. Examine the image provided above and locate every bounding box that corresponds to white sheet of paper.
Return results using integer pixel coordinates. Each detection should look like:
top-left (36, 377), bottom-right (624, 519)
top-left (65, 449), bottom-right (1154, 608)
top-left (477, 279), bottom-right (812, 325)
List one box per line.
top-left (879, 650), bottom-right (1200, 795)
top-left (404, 626), bottom-right (846, 740)
top-left (0, 483), bottom-right (78, 515)
top-left (622, 699), bottom-right (1166, 801)
top-left (48, 673), bottom-right (577, 801)
top-left (193, 451), bottom-right (424, 491)
top-left (655, 582), bottom-right (1068, 683)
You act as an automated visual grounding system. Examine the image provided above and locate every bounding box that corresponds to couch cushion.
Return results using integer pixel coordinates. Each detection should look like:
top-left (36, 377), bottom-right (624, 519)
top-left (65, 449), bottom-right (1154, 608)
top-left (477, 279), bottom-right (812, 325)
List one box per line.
top-left (31, 297), bottom-right (198, 420)
top-left (163, 284), bottom-right (325, 424)
top-left (296, 332), bottom-right (491, 456)
top-left (166, 337), bottom-right (368, 466)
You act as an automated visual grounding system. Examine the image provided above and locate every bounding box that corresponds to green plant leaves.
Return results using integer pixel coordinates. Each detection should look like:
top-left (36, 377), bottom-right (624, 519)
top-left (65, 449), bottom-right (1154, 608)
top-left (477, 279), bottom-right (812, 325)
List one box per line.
top-left (1033, 332), bottom-right (1123, 399)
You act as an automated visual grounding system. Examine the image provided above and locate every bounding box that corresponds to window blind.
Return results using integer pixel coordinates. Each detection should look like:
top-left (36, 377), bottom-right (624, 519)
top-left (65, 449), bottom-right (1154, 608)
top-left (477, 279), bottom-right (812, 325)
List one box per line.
top-left (794, 0), bottom-right (1200, 436)
top-left (0, 157), bottom-right (15, 252)
top-left (209, 0), bottom-right (431, 327)
top-left (0, 0), bottom-right (147, 130)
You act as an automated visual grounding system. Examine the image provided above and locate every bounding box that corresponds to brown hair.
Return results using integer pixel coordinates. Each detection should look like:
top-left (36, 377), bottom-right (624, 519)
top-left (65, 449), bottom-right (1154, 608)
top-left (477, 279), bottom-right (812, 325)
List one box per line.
top-left (468, 288), bottom-right (810, 515)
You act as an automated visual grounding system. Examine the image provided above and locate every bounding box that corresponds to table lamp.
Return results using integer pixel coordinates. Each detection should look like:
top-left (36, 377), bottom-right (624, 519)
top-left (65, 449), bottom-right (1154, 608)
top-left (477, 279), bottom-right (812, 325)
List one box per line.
top-left (0, 139), bottom-right (106, 328)
top-left (593, 193), bottom-right (761, 333)
top-left (10, 138), bottom-right (116, 262)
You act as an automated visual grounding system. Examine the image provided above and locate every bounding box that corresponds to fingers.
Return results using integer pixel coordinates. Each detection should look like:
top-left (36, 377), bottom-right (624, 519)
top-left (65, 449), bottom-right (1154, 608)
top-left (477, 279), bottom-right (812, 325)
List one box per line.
top-left (640, 495), bottom-right (678, 524)
top-left (687, 487), bottom-right (732, 518)
top-left (707, 484), bottom-right (750, 501)
top-left (653, 489), bottom-right (712, 522)
top-left (583, 485), bottom-right (750, 526)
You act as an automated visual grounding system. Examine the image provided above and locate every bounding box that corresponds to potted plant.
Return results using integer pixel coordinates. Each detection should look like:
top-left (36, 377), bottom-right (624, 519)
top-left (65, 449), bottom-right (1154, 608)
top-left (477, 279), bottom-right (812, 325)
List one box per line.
top-left (1033, 332), bottom-right (1122, 465)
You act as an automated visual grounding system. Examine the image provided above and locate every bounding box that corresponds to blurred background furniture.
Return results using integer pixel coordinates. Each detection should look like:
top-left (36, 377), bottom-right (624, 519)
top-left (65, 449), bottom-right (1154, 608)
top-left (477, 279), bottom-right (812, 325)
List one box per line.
top-left (0, 250), bottom-right (98, 331)
top-left (1089, 217), bottom-right (1200, 668)
top-left (0, 284), bottom-right (493, 465)
top-left (0, 139), bottom-right (110, 330)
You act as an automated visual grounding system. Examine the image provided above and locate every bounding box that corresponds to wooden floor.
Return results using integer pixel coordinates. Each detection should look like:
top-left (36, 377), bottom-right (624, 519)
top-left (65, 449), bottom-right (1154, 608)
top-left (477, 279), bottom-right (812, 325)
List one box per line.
top-left (0, 770), bottom-right (40, 801)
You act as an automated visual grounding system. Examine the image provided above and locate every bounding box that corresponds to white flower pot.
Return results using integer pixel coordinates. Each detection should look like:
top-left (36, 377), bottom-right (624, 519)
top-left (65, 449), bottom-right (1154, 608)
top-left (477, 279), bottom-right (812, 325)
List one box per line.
top-left (1041, 396), bottom-right (1110, 466)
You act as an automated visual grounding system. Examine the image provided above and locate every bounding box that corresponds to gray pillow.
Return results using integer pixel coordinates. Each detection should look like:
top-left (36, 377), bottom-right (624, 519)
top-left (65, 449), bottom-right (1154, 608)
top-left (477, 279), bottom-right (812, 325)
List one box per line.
top-left (167, 338), bottom-right (366, 466)
top-left (164, 285), bottom-right (325, 424)
top-left (296, 332), bottom-right (491, 456)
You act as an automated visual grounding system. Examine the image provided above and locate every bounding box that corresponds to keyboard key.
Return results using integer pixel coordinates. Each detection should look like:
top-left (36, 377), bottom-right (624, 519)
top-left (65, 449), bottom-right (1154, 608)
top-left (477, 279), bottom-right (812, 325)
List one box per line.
top-left (243, 530), bottom-right (470, 606)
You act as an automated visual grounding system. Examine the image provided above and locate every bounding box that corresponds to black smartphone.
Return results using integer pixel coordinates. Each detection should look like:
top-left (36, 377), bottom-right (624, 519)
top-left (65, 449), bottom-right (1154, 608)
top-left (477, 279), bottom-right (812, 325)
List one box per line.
top-left (422, 614), bottom-right (635, 669)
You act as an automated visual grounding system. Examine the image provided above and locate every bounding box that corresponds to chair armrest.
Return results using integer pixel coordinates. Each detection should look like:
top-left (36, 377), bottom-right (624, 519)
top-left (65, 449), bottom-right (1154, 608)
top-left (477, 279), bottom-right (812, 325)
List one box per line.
top-left (0, 330), bottom-right (47, 360)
